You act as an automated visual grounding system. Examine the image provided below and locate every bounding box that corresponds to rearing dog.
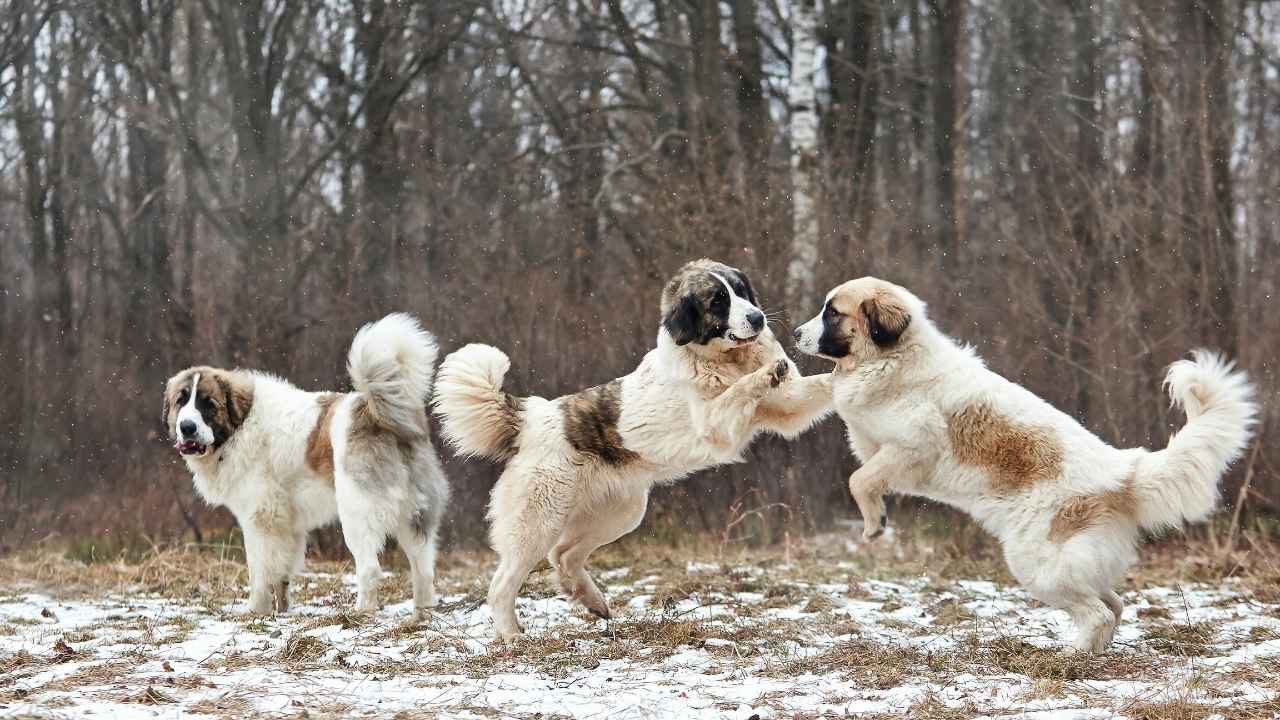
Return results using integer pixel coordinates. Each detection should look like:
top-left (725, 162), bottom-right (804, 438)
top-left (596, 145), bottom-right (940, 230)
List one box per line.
top-left (794, 277), bottom-right (1257, 652)
top-left (433, 259), bottom-right (833, 640)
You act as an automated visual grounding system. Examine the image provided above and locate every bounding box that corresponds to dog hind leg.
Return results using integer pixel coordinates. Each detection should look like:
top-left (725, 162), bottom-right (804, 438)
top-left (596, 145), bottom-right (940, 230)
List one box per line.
top-left (551, 489), bottom-right (649, 621)
top-left (486, 465), bottom-right (572, 642)
top-left (488, 534), bottom-right (554, 642)
top-left (1067, 596), bottom-right (1116, 653)
top-left (1100, 590), bottom-right (1123, 646)
top-left (397, 505), bottom-right (442, 620)
top-left (335, 475), bottom-right (397, 612)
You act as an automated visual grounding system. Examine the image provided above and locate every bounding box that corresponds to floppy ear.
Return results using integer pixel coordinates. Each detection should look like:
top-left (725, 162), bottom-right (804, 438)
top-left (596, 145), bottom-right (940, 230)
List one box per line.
top-left (663, 294), bottom-right (703, 346)
top-left (217, 374), bottom-right (254, 430)
top-left (733, 270), bottom-right (759, 306)
top-left (161, 388), bottom-right (172, 435)
top-left (861, 291), bottom-right (912, 347)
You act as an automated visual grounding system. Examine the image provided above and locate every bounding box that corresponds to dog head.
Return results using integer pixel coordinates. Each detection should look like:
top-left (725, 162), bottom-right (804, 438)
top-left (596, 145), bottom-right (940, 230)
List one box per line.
top-left (660, 259), bottom-right (765, 351)
top-left (162, 367), bottom-right (254, 459)
top-left (794, 277), bottom-right (918, 363)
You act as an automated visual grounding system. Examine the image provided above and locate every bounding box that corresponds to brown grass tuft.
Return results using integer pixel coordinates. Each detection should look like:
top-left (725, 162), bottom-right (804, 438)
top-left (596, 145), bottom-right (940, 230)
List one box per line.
top-left (1142, 621), bottom-right (1217, 656)
top-left (279, 633), bottom-right (333, 664)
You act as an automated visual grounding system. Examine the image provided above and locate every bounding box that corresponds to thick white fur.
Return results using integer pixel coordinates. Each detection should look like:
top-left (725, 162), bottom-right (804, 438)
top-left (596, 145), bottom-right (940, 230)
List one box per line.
top-left (177, 314), bottom-right (448, 617)
top-left (434, 344), bottom-right (515, 459)
top-left (435, 327), bottom-right (833, 640)
top-left (797, 279), bottom-right (1257, 652)
top-left (348, 312), bottom-right (439, 439)
top-left (1135, 350), bottom-right (1258, 530)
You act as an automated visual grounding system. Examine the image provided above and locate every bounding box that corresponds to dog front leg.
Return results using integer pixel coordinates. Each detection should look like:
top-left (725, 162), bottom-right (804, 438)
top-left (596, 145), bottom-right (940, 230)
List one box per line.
top-left (700, 360), bottom-right (789, 448)
top-left (242, 528), bottom-right (275, 615)
top-left (848, 446), bottom-right (926, 541)
top-left (754, 371), bottom-right (834, 437)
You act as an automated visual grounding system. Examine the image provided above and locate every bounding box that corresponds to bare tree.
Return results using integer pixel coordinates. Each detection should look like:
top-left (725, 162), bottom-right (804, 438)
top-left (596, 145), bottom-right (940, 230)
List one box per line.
top-left (786, 0), bottom-right (820, 311)
top-left (1, 0), bottom-right (1277, 545)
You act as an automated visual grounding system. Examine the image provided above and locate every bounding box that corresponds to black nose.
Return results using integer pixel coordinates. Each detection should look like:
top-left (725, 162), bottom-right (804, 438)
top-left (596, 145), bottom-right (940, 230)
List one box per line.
top-left (747, 310), bottom-right (764, 332)
top-left (180, 419), bottom-right (197, 437)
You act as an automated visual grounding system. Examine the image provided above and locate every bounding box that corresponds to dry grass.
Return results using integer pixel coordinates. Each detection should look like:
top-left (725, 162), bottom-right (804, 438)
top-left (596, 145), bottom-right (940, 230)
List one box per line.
top-left (0, 522), bottom-right (1278, 718)
top-left (0, 542), bottom-right (248, 604)
top-left (1142, 621), bottom-right (1220, 657)
top-left (1122, 697), bottom-right (1280, 720)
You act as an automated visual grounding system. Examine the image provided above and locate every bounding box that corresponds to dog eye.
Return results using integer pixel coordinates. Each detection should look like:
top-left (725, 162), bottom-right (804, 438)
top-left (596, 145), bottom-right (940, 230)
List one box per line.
top-left (176, 391), bottom-right (189, 404)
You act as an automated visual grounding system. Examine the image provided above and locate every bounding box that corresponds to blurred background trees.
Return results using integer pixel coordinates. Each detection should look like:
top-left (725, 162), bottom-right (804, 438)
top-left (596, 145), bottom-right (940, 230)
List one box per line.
top-left (0, 0), bottom-right (1276, 549)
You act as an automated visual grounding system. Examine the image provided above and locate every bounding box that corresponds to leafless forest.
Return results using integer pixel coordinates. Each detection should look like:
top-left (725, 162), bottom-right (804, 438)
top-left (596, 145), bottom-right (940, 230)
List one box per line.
top-left (0, 0), bottom-right (1276, 549)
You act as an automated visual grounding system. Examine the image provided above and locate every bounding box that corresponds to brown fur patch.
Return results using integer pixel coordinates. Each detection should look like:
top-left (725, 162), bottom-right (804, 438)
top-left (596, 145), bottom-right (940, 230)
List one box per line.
top-left (305, 393), bottom-right (341, 481)
top-left (348, 390), bottom-right (427, 440)
top-left (344, 396), bottom-right (419, 486)
top-left (947, 402), bottom-right (1064, 492)
top-left (489, 392), bottom-right (526, 460)
top-left (1048, 485), bottom-right (1139, 543)
top-left (563, 380), bottom-right (639, 466)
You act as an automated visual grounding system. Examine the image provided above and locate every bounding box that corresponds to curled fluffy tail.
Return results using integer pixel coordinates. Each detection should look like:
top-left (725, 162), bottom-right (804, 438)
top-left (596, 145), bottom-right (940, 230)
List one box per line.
top-left (347, 313), bottom-right (438, 439)
top-left (433, 343), bottom-right (524, 461)
top-left (1131, 350), bottom-right (1257, 532)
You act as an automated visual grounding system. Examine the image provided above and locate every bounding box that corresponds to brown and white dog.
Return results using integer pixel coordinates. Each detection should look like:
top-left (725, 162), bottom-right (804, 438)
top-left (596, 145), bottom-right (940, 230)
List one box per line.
top-left (793, 277), bottom-right (1257, 652)
top-left (433, 259), bottom-right (834, 640)
top-left (163, 314), bottom-right (449, 617)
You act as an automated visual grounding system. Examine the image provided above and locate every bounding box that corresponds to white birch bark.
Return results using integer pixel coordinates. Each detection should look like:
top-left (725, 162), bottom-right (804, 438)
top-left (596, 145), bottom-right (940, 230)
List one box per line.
top-left (786, 0), bottom-right (820, 311)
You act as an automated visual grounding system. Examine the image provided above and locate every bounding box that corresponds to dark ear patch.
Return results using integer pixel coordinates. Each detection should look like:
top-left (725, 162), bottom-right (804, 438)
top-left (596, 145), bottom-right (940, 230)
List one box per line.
top-left (733, 270), bottom-right (759, 306)
top-left (663, 294), bottom-right (703, 346)
top-left (861, 291), bottom-right (912, 347)
top-left (215, 375), bottom-right (254, 430)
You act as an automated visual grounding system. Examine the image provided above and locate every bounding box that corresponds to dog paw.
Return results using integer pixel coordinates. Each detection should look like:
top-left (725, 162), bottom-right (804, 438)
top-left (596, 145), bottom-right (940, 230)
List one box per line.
top-left (860, 514), bottom-right (887, 541)
top-left (493, 628), bottom-right (526, 644)
top-left (768, 359), bottom-right (789, 387)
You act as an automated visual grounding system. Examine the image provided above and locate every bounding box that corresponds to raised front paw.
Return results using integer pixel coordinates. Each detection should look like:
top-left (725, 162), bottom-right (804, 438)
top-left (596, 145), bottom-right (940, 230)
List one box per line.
top-left (767, 359), bottom-right (789, 387)
top-left (862, 514), bottom-right (887, 541)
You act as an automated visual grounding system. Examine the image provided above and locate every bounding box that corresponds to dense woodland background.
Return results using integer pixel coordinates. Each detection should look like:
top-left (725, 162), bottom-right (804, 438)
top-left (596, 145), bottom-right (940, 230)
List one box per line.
top-left (0, 0), bottom-right (1276, 551)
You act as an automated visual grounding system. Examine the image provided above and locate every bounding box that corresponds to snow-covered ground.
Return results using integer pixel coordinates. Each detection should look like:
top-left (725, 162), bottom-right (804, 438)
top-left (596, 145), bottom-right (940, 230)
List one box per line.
top-left (2, 542), bottom-right (1279, 719)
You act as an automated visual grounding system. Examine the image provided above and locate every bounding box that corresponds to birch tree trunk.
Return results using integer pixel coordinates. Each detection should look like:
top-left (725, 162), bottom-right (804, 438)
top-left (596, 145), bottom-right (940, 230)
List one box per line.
top-left (787, 0), bottom-right (820, 311)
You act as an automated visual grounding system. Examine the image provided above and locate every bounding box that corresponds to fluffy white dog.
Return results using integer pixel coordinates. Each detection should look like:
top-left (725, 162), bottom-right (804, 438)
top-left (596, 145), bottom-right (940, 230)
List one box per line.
top-left (163, 314), bottom-right (449, 617)
top-left (434, 259), bottom-right (833, 640)
top-left (794, 276), bottom-right (1257, 652)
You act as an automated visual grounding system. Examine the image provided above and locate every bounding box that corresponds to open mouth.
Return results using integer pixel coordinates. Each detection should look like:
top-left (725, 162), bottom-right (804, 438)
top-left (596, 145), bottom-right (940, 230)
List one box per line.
top-left (727, 332), bottom-right (759, 345)
top-left (175, 440), bottom-right (209, 456)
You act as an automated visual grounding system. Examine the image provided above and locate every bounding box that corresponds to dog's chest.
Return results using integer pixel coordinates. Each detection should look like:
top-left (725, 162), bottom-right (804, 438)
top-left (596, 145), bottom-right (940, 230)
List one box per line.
top-left (190, 455), bottom-right (262, 513)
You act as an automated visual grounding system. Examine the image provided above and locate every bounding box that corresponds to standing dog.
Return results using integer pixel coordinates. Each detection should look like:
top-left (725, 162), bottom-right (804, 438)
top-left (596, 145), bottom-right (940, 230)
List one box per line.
top-left (794, 277), bottom-right (1256, 652)
top-left (434, 259), bottom-right (833, 640)
top-left (163, 314), bottom-right (449, 617)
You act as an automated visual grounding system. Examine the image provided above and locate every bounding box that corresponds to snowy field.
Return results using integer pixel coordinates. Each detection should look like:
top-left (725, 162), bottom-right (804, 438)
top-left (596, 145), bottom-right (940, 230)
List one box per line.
top-left (2, 534), bottom-right (1279, 719)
